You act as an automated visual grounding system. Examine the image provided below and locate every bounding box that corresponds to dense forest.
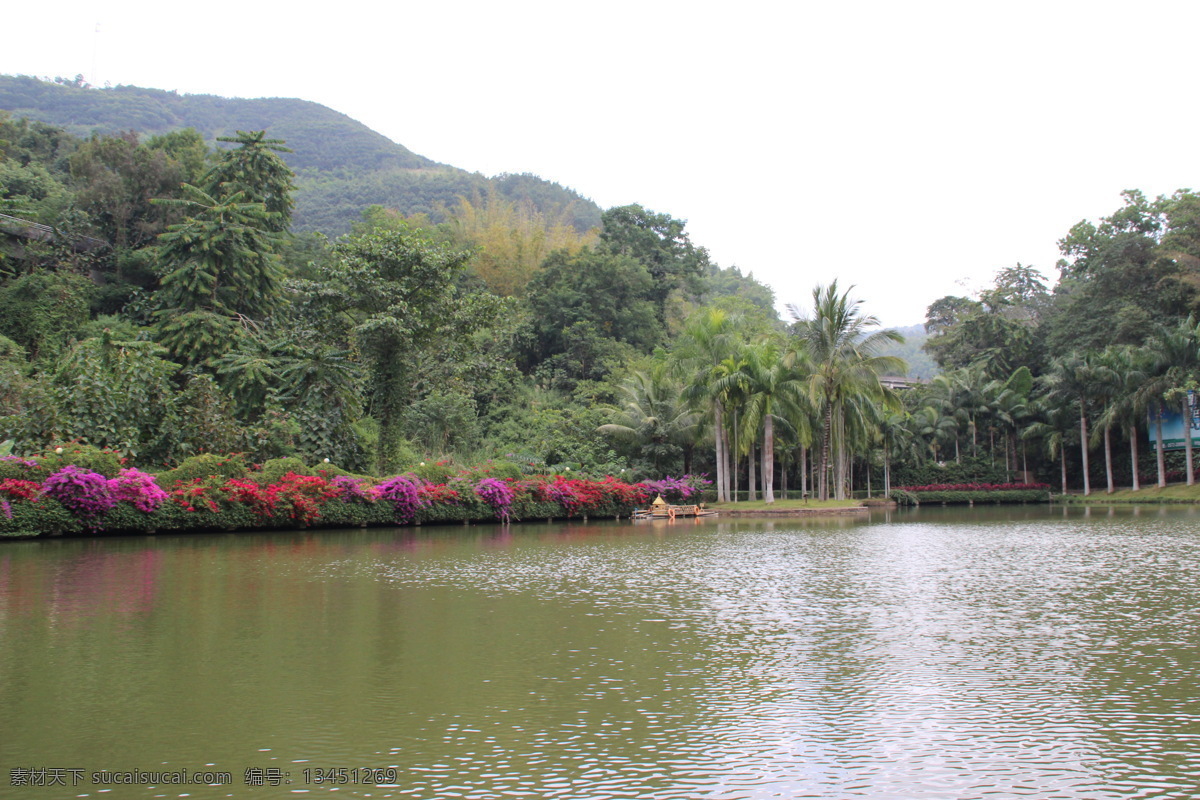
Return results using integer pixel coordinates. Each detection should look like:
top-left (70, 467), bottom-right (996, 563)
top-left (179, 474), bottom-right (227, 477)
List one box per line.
top-left (4, 75), bottom-right (1200, 500)
top-left (0, 107), bottom-right (776, 485)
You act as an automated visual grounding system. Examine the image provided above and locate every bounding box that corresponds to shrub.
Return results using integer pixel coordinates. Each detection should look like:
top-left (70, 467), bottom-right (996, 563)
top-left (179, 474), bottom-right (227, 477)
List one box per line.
top-left (110, 468), bottom-right (169, 513)
top-left (37, 444), bottom-right (124, 478)
top-left (328, 475), bottom-right (378, 503)
top-left (41, 465), bottom-right (117, 520)
top-left (257, 457), bottom-right (313, 485)
top-left (639, 475), bottom-right (711, 503)
top-left (409, 460), bottom-right (457, 484)
top-left (475, 478), bottom-right (515, 522)
top-left (892, 488), bottom-right (1049, 505)
top-left (159, 453), bottom-right (248, 485)
top-left (0, 455), bottom-right (43, 482)
top-left (376, 474), bottom-right (426, 523)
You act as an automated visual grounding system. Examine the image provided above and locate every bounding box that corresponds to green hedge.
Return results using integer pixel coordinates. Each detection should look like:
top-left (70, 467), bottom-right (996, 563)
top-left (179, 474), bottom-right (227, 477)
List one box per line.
top-left (890, 489), bottom-right (1050, 506)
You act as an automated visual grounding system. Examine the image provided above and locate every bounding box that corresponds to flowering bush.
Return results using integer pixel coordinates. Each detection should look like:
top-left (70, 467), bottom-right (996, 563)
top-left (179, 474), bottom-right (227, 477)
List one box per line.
top-left (220, 479), bottom-right (275, 518)
top-left (0, 479), bottom-right (42, 502)
top-left (266, 473), bottom-right (337, 523)
top-left (4, 459), bottom-right (653, 537)
top-left (475, 478), bottom-right (515, 522)
top-left (639, 475), bottom-right (711, 503)
top-left (418, 482), bottom-right (461, 505)
top-left (329, 475), bottom-right (379, 503)
top-left (41, 466), bottom-right (117, 520)
top-left (110, 468), bottom-right (169, 513)
top-left (168, 479), bottom-right (223, 514)
top-left (376, 475), bottom-right (426, 523)
top-left (597, 476), bottom-right (650, 506)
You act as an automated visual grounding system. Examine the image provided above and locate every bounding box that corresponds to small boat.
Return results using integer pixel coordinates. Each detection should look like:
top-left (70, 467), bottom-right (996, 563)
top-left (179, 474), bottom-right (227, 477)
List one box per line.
top-left (631, 495), bottom-right (718, 520)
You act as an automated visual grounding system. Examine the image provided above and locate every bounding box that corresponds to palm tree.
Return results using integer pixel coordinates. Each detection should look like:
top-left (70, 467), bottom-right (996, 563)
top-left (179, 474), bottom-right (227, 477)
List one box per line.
top-left (912, 404), bottom-right (958, 463)
top-left (674, 308), bottom-right (739, 501)
top-left (790, 282), bottom-right (904, 500)
top-left (598, 363), bottom-right (699, 476)
top-left (1139, 318), bottom-right (1200, 486)
top-left (984, 366), bottom-right (1034, 480)
top-left (1097, 346), bottom-right (1148, 491)
top-left (1042, 352), bottom-right (1103, 495)
top-left (1023, 397), bottom-right (1075, 495)
top-left (877, 408), bottom-right (914, 496)
top-left (720, 338), bottom-right (810, 503)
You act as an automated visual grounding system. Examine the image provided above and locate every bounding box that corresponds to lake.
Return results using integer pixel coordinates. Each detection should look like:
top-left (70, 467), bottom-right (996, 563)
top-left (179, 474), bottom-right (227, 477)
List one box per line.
top-left (2, 505), bottom-right (1199, 798)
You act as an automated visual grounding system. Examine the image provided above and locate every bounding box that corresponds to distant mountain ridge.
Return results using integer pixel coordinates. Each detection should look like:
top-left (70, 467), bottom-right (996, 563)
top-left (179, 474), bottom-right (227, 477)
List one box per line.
top-left (0, 74), bottom-right (602, 235)
top-left (880, 323), bottom-right (938, 380)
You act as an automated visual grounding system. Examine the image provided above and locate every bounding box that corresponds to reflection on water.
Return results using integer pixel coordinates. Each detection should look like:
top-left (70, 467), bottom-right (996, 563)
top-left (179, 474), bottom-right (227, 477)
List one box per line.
top-left (3, 507), bottom-right (1200, 798)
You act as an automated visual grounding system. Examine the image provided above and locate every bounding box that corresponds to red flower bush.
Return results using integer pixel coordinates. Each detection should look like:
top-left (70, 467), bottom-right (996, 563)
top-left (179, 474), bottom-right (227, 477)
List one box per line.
top-left (0, 479), bottom-right (41, 502)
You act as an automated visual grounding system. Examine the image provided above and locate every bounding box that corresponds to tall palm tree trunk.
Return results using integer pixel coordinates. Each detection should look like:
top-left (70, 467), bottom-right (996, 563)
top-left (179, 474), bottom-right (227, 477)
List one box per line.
top-left (1104, 424), bottom-right (1114, 494)
top-left (819, 403), bottom-right (832, 501)
top-left (1184, 396), bottom-right (1195, 486)
top-left (763, 416), bottom-right (775, 503)
top-left (883, 441), bottom-right (891, 495)
top-left (800, 444), bottom-right (808, 498)
top-left (1079, 405), bottom-right (1091, 496)
top-left (714, 402), bottom-right (727, 502)
top-left (1155, 405), bottom-right (1166, 488)
top-left (748, 441), bottom-right (757, 502)
top-left (1130, 422), bottom-right (1140, 491)
top-left (732, 409), bottom-right (739, 502)
top-left (1060, 441), bottom-right (1067, 495)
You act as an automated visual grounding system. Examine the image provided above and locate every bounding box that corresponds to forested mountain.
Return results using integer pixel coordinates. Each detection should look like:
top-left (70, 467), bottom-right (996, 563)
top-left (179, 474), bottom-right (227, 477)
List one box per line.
top-left (0, 74), bottom-right (601, 235)
top-left (879, 324), bottom-right (937, 380)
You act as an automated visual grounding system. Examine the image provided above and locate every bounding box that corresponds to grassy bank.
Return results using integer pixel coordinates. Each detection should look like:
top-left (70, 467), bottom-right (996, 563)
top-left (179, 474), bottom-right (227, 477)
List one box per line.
top-left (1059, 483), bottom-right (1200, 504)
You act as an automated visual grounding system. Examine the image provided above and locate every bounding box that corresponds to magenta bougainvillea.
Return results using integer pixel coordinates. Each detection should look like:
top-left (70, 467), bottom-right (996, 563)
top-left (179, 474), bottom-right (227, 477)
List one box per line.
top-left (475, 478), bottom-right (515, 522)
top-left (40, 465), bottom-right (117, 519)
top-left (0, 459), bottom-right (660, 535)
top-left (330, 475), bottom-right (378, 503)
top-left (376, 475), bottom-right (426, 523)
top-left (639, 475), bottom-right (711, 502)
top-left (110, 468), bottom-right (170, 513)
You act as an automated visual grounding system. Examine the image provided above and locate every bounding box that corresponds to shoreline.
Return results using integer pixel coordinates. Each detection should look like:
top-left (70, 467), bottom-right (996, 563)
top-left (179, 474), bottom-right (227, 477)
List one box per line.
top-left (713, 505), bottom-right (877, 517)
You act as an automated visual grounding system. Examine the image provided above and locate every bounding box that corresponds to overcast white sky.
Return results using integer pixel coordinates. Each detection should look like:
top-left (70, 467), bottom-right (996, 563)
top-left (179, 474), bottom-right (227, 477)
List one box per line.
top-left (3, 0), bottom-right (1197, 326)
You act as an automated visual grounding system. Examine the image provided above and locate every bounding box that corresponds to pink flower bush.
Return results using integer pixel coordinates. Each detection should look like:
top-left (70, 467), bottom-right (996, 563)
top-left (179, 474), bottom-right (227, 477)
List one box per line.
top-left (110, 468), bottom-right (169, 513)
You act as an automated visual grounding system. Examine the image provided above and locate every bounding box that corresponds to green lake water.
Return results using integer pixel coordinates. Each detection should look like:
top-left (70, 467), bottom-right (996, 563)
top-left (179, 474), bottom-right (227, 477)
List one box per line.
top-left (2, 506), bottom-right (1200, 799)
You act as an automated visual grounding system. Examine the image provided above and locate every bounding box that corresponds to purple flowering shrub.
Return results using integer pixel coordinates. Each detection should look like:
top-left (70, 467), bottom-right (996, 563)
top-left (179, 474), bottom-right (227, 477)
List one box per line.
top-left (330, 475), bottom-right (379, 503)
top-left (475, 478), bottom-right (515, 522)
top-left (40, 466), bottom-right (117, 519)
top-left (376, 475), bottom-right (426, 523)
top-left (639, 475), bottom-right (711, 503)
top-left (110, 468), bottom-right (169, 513)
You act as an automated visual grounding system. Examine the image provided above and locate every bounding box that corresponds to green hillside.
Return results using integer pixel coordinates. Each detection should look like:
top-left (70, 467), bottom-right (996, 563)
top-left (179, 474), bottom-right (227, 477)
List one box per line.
top-left (0, 74), bottom-right (601, 235)
top-left (880, 323), bottom-right (938, 380)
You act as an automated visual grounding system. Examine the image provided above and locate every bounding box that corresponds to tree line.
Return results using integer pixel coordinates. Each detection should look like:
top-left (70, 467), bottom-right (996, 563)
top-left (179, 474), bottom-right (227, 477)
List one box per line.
top-left (5, 108), bottom-right (1199, 498)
